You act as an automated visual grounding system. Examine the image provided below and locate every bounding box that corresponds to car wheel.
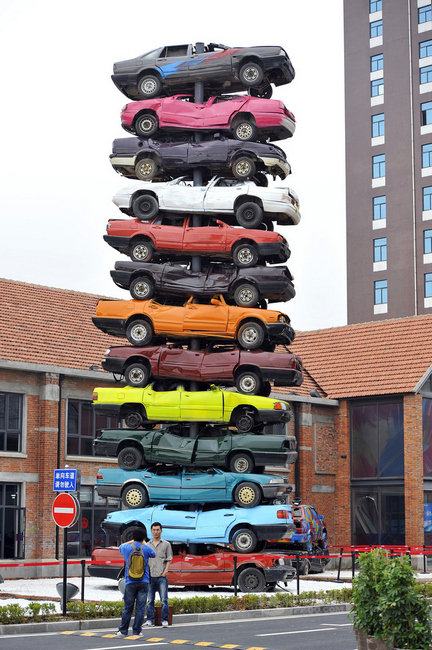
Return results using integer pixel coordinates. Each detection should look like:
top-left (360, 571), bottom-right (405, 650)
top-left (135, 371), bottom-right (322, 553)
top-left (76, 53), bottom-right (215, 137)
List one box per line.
top-left (237, 567), bottom-right (266, 592)
top-left (124, 409), bottom-right (144, 429)
top-left (121, 524), bottom-right (146, 544)
top-left (130, 276), bottom-right (155, 300)
top-left (126, 319), bottom-right (153, 346)
top-left (129, 240), bottom-right (154, 263)
top-left (229, 453), bottom-right (254, 473)
top-left (236, 369), bottom-right (261, 394)
top-left (124, 362), bottom-right (150, 388)
top-left (231, 528), bottom-right (258, 553)
top-left (234, 408), bottom-right (255, 433)
top-left (252, 172), bottom-right (268, 187)
top-left (233, 244), bottom-right (258, 268)
top-left (132, 194), bottom-right (159, 220)
top-left (232, 156), bottom-right (256, 180)
top-left (237, 321), bottom-right (265, 350)
top-left (249, 84), bottom-right (273, 99)
top-left (259, 381), bottom-right (272, 397)
top-left (137, 74), bottom-right (162, 99)
top-left (239, 62), bottom-right (264, 87)
top-left (234, 482), bottom-right (262, 508)
top-left (300, 559), bottom-right (311, 576)
top-left (122, 483), bottom-right (149, 509)
top-left (118, 446), bottom-right (144, 470)
top-left (135, 158), bottom-right (158, 181)
top-left (135, 113), bottom-right (159, 138)
top-left (266, 582), bottom-right (277, 592)
top-left (232, 119), bottom-right (257, 142)
top-left (233, 283), bottom-right (259, 308)
top-left (236, 202), bottom-right (263, 229)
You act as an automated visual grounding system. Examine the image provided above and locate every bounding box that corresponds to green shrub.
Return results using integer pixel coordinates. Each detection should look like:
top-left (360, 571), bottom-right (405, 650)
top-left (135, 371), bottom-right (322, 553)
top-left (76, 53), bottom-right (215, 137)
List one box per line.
top-left (350, 548), bottom-right (388, 636)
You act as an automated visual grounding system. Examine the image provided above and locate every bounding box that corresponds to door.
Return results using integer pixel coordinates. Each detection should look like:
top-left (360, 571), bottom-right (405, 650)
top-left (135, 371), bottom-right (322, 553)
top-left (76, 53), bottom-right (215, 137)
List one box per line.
top-left (204, 177), bottom-right (245, 213)
top-left (180, 386), bottom-right (224, 422)
top-left (162, 182), bottom-right (206, 213)
top-left (159, 347), bottom-right (203, 381)
top-left (194, 433), bottom-right (233, 465)
top-left (153, 506), bottom-right (198, 542)
top-left (149, 301), bottom-right (186, 335)
top-left (149, 430), bottom-right (195, 465)
top-left (202, 95), bottom-right (248, 129)
top-left (150, 214), bottom-right (187, 250)
top-left (146, 467), bottom-right (182, 503)
top-left (161, 95), bottom-right (205, 128)
top-left (142, 385), bottom-right (181, 421)
top-left (181, 468), bottom-right (227, 503)
top-left (162, 265), bottom-right (206, 295)
top-left (200, 346), bottom-right (239, 382)
top-left (183, 217), bottom-right (227, 253)
top-left (182, 548), bottom-right (227, 585)
top-left (156, 44), bottom-right (192, 82)
top-left (182, 296), bottom-right (229, 333)
top-left (187, 45), bottom-right (233, 81)
top-left (187, 138), bottom-right (229, 167)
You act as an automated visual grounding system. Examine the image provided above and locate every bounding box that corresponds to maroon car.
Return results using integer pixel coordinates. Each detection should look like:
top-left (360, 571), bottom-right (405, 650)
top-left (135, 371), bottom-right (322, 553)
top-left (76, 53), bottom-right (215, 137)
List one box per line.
top-left (101, 344), bottom-right (303, 395)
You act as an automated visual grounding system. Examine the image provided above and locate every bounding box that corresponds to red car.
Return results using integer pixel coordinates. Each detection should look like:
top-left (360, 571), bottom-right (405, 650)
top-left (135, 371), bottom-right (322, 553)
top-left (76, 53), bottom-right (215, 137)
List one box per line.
top-left (88, 543), bottom-right (295, 592)
top-left (104, 214), bottom-right (290, 267)
top-left (102, 344), bottom-right (303, 395)
top-left (121, 94), bottom-right (296, 142)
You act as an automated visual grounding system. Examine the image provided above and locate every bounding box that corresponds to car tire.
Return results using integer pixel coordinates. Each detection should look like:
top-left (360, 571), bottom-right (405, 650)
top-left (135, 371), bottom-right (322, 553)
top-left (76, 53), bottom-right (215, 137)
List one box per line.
top-left (237, 567), bottom-right (266, 592)
top-left (122, 483), bottom-right (149, 509)
top-left (135, 158), bottom-right (158, 181)
top-left (252, 172), bottom-right (268, 187)
top-left (126, 319), bottom-right (153, 346)
top-left (236, 202), bottom-right (263, 229)
top-left (249, 84), bottom-right (273, 99)
top-left (237, 321), bottom-right (265, 350)
top-left (231, 528), bottom-right (258, 553)
top-left (135, 113), bottom-right (159, 138)
top-left (300, 559), bottom-right (311, 576)
top-left (129, 240), bottom-right (154, 263)
top-left (235, 369), bottom-right (261, 395)
top-left (132, 194), bottom-right (159, 220)
top-left (118, 446), bottom-right (144, 470)
top-left (234, 482), bottom-right (262, 508)
top-left (229, 453), bottom-right (254, 474)
top-left (137, 74), bottom-right (162, 99)
top-left (121, 524), bottom-right (146, 544)
top-left (233, 244), bottom-right (258, 268)
top-left (259, 381), bottom-right (272, 397)
top-left (233, 283), bottom-right (259, 307)
top-left (239, 62), bottom-right (264, 87)
top-left (232, 156), bottom-right (256, 180)
top-left (233, 408), bottom-right (255, 433)
top-left (130, 276), bottom-right (155, 300)
top-left (124, 362), bottom-right (150, 388)
top-left (123, 408), bottom-right (144, 429)
top-left (232, 119), bottom-right (257, 142)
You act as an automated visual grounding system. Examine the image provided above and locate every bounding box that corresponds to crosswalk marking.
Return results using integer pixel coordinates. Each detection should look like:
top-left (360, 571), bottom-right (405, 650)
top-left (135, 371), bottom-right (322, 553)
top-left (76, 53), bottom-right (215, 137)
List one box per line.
top-left (147, 638), bottom-right (165, 642)
top-left (195, 644), bottom-right (214, 647)
top-left (220, 645), bottom-right (240, 649)
top-left (102, 634), bottom-right (119, 637)
top-left (80, 632), bottom-right (97, 636)
top-left (60, 631), bottom-right (75, 635)
top-left (170, 642), bottom-right (189, 645)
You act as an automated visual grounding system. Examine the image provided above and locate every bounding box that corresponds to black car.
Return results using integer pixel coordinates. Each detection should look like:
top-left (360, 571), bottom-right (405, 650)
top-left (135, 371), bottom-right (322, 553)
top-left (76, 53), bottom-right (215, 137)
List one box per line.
top-left (112, 43), bottom-right (295, 101)
top-left (109, 135), bottom-right (291, 182)
top-left (110, 260), bottom-right (295, 306)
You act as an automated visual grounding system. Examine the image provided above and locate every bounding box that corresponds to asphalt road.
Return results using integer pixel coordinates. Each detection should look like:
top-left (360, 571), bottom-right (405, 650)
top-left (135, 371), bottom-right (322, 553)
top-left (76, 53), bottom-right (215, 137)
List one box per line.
top-left (1, 612), bottom-right (356, 650)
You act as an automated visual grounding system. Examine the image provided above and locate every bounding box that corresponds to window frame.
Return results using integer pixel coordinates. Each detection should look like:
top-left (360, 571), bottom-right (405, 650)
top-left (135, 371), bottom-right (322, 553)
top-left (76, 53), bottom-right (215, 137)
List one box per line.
top-left (420, 40), bottom-right (432, 59)
top-left (424, 229), bottom-right (432, 254)
top-left (371, 113), bottom-right (385, 138)
top-left (423, 186), bottom-right (432, 211)
top-left (0, 391), bottom-right (23, 453)
top-left (373, 195), bottom-right (386, 220)
top-left (419, 5), bottom-right (432, 24)
top-left (373, 237), bottom-right (387, 262)
top-left (66, 398), bottom-right (118, 457)
top-left (371, 53), bottom-right (383, 72)
top-left (371, 78), bottom-right (384, 97)
top-left (374, 279), bottom-right (388, 305)
top-left (422, 144), bottom-right (432, 169)
top-left (372, 154), bottom-right (386, 179)
top-left (370, 19), bottom-right (383, 38)
top-left (421, 65), bottom-right (432, 85)
top-left (425, 272), bottom-right (432, 298)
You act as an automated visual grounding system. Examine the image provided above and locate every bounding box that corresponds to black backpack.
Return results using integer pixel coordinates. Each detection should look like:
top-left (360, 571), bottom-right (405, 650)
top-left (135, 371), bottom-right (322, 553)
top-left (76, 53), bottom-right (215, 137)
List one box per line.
top-left (126, 542), bottom-right (146, 580)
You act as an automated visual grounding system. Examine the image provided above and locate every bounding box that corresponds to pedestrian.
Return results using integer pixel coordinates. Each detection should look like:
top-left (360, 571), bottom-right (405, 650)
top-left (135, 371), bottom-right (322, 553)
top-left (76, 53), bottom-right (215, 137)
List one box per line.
top-left (144, 521), bottom-right (173, 627)
top-left (116, 527), bottom-right (156, 637)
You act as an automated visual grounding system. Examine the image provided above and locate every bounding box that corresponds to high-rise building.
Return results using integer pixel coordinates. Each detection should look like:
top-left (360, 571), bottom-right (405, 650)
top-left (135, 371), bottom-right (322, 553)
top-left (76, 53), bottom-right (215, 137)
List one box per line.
top-left (345, 0), bottom-right (432, 323)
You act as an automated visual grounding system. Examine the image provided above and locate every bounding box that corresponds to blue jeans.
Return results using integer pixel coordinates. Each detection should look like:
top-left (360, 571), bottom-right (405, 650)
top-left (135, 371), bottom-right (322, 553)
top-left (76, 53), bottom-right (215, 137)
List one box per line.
top-left (119, 581), bottom-right (149, 635)
top-left (146, 576), bottom-right (169, 623)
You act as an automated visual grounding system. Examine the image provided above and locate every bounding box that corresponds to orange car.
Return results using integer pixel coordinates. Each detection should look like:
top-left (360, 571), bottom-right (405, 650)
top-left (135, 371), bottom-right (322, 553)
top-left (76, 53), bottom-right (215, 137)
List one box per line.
top-left (92, 294), bottom-right (294, 350)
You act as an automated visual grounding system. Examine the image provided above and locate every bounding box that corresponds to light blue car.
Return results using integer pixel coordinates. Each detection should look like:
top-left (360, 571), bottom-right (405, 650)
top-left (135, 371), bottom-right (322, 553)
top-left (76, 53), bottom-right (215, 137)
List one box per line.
top-left (96, 466), bottom-right (291, 509)
top-left (101, 503), bottom-right (296, 553)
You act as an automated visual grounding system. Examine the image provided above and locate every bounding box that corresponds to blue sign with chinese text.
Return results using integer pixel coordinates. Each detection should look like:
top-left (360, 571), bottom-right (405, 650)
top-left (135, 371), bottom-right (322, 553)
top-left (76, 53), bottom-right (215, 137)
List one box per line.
top-left (424, 503), bottom-right (432, 532)
top-left (53, 469), bottom-right (79, 492)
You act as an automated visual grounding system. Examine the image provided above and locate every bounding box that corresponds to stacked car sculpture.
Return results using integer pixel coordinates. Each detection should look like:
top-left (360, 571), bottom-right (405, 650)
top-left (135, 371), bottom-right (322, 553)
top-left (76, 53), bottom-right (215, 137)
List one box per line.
top-left (92, 42), bottom-right (326, 574)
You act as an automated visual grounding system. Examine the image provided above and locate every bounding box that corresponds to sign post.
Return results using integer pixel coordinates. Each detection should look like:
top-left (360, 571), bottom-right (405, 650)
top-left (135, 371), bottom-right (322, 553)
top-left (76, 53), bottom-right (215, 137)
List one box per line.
top-left (52, 492), bottom-right (79, 616)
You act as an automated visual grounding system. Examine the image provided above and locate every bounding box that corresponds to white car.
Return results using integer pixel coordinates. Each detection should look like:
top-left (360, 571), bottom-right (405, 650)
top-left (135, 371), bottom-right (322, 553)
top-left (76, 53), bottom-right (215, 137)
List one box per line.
top-left (112, 176), bottom-right (301, 229)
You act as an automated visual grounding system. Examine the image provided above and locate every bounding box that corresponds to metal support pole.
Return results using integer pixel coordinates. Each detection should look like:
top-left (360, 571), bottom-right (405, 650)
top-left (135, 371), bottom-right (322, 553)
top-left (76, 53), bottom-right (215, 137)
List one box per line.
top-left (351, 552), bottom-right (355, 579)
top-left (233, 556), bottom-right (238, 597)
top-left (423, 545), bottom-right (428, 574)
top-left (334, 547), bottom-right (344, 583)
top-left (62, 529), bottom-right (68, 617)
top-left (296, 555), bottom-right (300, 595)
top-left (81, 559), bottom-right (86, 602)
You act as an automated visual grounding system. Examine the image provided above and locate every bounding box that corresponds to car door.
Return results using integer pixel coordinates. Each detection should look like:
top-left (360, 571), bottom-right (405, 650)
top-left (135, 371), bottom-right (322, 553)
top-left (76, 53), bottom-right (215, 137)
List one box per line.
top-left (182, 547), bottom-right (227, 585)
top-left (143, 384), bottom-right (181, 420)
top-left (194, 431), bottom-right (233, 465)
top-left (180, 385), bottom-right (224, 422)
top-left (162, 179), bottom-right (206, 213)
top-left (144, 467), bottom-right (182, 503)
top-left (203, 95), bottom-right (248, 129)
top-left (182, 295), bottom-right (229, 333)
top-left (144, 300), bottom-right (185, 334)
top-left (160, 264), bottom-right (205, 295)
top-left (199, 346), bottom-right (239, 382)
top-left (181, 468), bottom-right (227, 503)
top-left (156, 44), bottom-right (192, 82)
top-left (187, 45), bottom-right (234, 81)
top-left (149, 430), bottom-right (195, 464)
top-left (150, 214), bottom-right (187, 250)
top-left (187, 138), bottom-right (229, 167)
top-left (160, 95), bottom-right (205, 128)
top-left (159, 347), bottom-right (203, 380)
top-left (195, 507), bottom-right (235, 542)
top-left (183, 217), bottom-right (228, 253)
top-left (153, 505), bottom-right (198, 541)
top-left (204, 177), bottom-right (245, 213)
top-left (204, 263), bottom-right (235, 296)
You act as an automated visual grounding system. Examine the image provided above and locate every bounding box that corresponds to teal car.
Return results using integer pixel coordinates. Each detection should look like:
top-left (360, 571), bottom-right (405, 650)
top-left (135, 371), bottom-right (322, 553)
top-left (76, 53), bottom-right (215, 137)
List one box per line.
top-left (96, 466), bottom-right (292, 509)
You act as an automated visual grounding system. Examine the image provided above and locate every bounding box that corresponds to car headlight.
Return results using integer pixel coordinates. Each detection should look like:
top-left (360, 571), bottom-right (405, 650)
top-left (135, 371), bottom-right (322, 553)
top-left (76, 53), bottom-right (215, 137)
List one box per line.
top-left (273, 402), bottom-right (287, 410)
top-left (278, 314), bottom-right (286, 323)
top-left (104, 349), bottom-right (111, 356)
top-left (269, 478), bottom-right (284, 484)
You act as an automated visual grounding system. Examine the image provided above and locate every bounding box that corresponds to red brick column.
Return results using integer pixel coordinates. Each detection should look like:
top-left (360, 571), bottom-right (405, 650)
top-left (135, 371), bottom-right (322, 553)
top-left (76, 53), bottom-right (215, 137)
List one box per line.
top-left (403, 393), bottom-right (424, 546)
top-left (334, 400), bottom-right (351, 546)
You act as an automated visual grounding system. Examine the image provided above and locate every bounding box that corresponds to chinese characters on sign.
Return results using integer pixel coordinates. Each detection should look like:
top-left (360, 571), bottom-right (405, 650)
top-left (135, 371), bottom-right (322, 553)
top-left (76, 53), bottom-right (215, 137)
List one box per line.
top-left (53, 469), bottom-right (79, 492)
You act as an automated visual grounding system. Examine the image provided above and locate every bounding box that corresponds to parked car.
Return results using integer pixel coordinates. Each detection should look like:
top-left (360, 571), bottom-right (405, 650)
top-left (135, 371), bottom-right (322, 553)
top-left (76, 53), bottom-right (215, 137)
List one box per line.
top-left (268, 503), bottom-right (328, 553)
top-left (109, 135), bottom-right (291, 182)
top-left (112, 176), bottom-right (300, 228)
top-left (121, 94), bottom-right (295, 142)
top-left (92, 294), bottom-right (294, 350)
top-left (101, 503), bottom-right (296, 553)
top-left (88, 543), bottom-right (296, 592)
top-left (96, 466), bottom-right (291, 509)
top-left (101, 343), bottom-right (303, 395)
top-left (112, 43), bottom-right (295, 100)
top-left (110, 260), bottom-right (295, 306)
top-left (92, 383), bottom-right (291, 432)
top-left (103, 213), bottom-right (291, 267)
top-left (93, 425), bottom-right (298, 472)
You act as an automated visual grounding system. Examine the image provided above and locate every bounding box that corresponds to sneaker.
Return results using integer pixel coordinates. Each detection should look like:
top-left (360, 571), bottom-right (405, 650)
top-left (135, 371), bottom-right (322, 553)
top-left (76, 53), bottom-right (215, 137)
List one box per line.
top-left (116, 631), bottom-right (127, 637)
top-left (162, 621), bottom-right (169, 627)
top-left (144, 620), bottom-right (155, 627)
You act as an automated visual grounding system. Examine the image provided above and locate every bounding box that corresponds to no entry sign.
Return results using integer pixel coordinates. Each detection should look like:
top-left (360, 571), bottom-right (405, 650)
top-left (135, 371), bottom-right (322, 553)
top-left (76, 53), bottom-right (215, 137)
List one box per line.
top-left (52, 493), bottom-right (79, 528)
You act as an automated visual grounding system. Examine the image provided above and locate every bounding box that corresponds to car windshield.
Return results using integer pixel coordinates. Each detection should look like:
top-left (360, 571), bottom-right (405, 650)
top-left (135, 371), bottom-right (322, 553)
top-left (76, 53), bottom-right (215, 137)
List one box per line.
top-left (141, 48), bottom-right (161, 59)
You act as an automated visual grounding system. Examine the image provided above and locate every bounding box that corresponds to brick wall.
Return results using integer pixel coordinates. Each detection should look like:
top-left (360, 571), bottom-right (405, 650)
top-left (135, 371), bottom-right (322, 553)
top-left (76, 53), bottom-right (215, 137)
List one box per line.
top-left (403, 393), bottom-right (424, 546)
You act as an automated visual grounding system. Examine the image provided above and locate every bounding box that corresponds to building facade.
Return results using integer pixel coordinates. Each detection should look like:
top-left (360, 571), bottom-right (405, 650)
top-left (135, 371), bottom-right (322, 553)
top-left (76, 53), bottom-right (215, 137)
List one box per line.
top-left (345, 0), bottom-right (432, 323)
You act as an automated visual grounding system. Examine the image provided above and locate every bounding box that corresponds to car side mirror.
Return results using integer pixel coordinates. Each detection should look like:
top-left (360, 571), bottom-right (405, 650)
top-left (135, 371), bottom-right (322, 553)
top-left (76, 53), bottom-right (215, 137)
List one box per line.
top-left (206, 468), bottom-right (216, 474)
top-left (210, 384), bottom-right (218, 391)
top-left (215, 220), bottom-right (224, 228)
top-left (210, 298), bottom-right (220, 305)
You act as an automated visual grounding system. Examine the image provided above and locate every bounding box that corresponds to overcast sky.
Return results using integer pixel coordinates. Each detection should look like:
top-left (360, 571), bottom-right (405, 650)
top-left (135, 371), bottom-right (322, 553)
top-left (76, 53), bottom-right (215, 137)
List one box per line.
top-left (0, 0), bottom-right (345, 332)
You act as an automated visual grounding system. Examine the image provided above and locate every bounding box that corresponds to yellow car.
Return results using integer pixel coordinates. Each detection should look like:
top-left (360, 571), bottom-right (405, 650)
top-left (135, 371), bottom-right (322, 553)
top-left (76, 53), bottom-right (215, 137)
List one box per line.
top-left (92, 384), bottom-right (291, 433)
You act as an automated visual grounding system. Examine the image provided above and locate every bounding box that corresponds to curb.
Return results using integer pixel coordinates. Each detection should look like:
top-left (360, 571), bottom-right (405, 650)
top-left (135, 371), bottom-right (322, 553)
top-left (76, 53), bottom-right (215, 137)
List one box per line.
top-left (0, 603), bottom-right (352, 635)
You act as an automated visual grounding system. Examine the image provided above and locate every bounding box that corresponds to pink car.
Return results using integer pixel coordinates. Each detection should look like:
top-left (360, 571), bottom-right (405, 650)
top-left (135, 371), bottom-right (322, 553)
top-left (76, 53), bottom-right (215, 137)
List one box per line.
top-left (120, 94), bottom-right (295, 142)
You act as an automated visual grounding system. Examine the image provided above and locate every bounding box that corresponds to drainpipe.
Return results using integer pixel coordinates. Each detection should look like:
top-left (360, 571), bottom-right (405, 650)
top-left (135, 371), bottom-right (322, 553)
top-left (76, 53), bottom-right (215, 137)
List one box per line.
top-left (293, 401), bottom-right (301, 498)
top-left (55, 374), bottom-right (63, 559)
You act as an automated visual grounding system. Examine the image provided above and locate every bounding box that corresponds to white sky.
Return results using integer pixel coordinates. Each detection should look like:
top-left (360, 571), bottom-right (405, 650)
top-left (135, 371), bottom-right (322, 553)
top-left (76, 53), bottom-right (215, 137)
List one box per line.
top-left (0, 0), bottom-right (345, 332)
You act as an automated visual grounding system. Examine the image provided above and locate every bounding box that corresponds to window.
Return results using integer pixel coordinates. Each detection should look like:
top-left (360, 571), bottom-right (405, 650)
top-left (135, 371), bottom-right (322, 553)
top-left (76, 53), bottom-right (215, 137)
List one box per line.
top-left (424, 230), bottom-right (432, 254)
top-left (67, 486), bottom-right (120, 557)
top-left (352, 486), bottom-right (405, 546)
top-left (420, 40), bottom-right (432, 59)
top-left (371, 53), bottom-right (383, 72)
top-left (421, 65), bottom-right (432, 84)
top-left (67, 399), bottom-right (117, 456)
top-left (419, 5), bottom-right (432, 24)
top-left (371, 113), bottom-right (385, 137)
top-left (162, 45), bottom-right (189, 57)
top-left (373, 195), bottom-right (386, 220)
top-left (371, 78), bottom-right (384, 97)
top-left (424, 186), bottom-right (432, 210)
top-left (374, 237), bottom-right (387, 262)
top-left (422, 102), bottom-right (432, 127)
top-left (370, 0), bottom-right (381, 12)
top-left (374, 279), bottom-right (388, 304)
top-left (426, 272), bottom-right (432, 297)
top-left (372, 154), bottom-right (385, 178)
top-left (423, 398), bottom-right (432, 476)
top-left (0, 392), bottom-right (23, 453)
top-left (422, 144), bottom-right (432, 168)
top-left (0, 483), bottom-right (24, 559)
top-left (370, 20), bottom-right (383, 38)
